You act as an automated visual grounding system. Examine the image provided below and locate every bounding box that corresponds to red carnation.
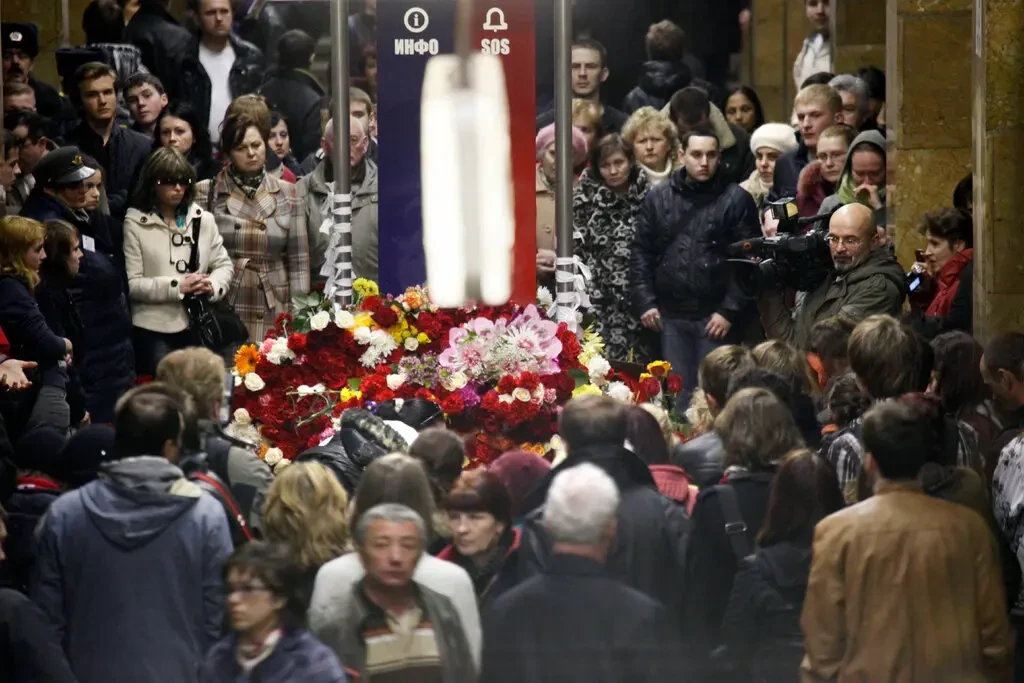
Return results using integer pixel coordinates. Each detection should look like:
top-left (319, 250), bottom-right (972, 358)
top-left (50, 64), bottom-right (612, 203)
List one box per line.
top-left (372, 305), bottom-right (399, 328)
top-left (518, 372), bottom-right (540, 392)
top-left (376, 389), bottom-right (396, 403)
top-left (497, 375), bottom-right (517, 395)
top-left (274, 312), bottom-right (293, 331)
top-left (287, 332), bottom-right (308, 353)
top-left (360, 295), bottom-right (382, 311)
top-left (441, 394), bottom-right (465, 415)
top-left (415, 387), bottom-right (438, 402)
top-left (666, 374), bottom-right (684, 394)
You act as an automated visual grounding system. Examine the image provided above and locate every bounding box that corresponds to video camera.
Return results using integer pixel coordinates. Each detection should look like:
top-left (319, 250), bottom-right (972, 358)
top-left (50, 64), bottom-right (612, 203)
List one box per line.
top-left (728, 199), bottom-right (836, 293)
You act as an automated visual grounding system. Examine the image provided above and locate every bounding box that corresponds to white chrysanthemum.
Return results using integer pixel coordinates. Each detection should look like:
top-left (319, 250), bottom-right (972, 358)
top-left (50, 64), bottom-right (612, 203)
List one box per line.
top-left (264, 447), bottom-right (284, 467)
top-left (266, 337), bottom-right (296, 365)
top-left (243, 372), bottom-right (265, 392)
top-left (606, 381), bottom-right (633, 402)
top-left (232, 408), bottom-right (251, 425)
top-left (335, 310), bottom-right (356, 329)
top-left (537, 286), bottom-right (554, 308)
top-left (310, 310), bottom-right (332, 331)
top-left (386, 373), bottom-right (407, 390)
top-left (587, 355), bottom-right (612, 386)
top-left (354, 326), bottom-right (372, 344)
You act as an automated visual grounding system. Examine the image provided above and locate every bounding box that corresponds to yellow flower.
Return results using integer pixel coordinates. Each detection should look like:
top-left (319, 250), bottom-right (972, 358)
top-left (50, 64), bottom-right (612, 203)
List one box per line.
top-left (353, 312), bottom-right (373, 329)
top-left (572, 383), bottom-right (602, 398)
top-left (233, 344), bottom-right (260, 375)
top-left (639, 372), bottom-right (653, 381)
top-left (340, 387), bottom-right (363, 402)
top-left (578, 327), bottom-right (606, 366)
top-left (647, 360), bottom-right (672, 378)
top-left (353, 278), bottom-right (379, 297)
top-left (416, 332), bottom-right (431, 344)
top-left (520, 442), bottom-right (547, 457)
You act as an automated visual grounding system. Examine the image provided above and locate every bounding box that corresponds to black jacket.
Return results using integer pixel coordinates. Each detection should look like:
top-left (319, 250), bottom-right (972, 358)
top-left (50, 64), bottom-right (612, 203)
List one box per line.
top-left (482, 554), bottom-right (686, 683)
top-left (63, 120), bottom-right (152, 220)
top-left (1, 479), bottom-right (63, 593)
top-left (518, 444), bottom-right (691, 618)
top-left (123, 0), bottom-right (193, 94)
top-left (672, 432), bottom-right (725, 488)
top-left (718, 122), bottom-right (756, 186)
top-left (629, 168), bottom-right (760, 321)
top-left (0, 588), bottom-right (78, 683)
top-left (29, 76), bottom-right (70, 126)
top-left (177, 35), bottom-right (266, 136)
top-left (237, 1), bottom-right (289, 65)
top-left (666, 0), bottom-right (748, 57)
top-left (258, 69), bottom-right (327, 162)
top-left (714, 540), bottom-right (811, 683)
top-left (768, 142), bottom-right (813, 203)
top-left (623, 60), bottom-right (693, 114)
top-left (34, 278), bottom-right (87, 425)
top-left (683, 471), bottom-right (775, 678)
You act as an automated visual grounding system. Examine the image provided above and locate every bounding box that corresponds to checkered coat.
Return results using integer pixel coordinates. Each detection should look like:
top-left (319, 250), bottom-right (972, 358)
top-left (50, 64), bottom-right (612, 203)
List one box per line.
top-left (196, 170), bottom-right (310, 342)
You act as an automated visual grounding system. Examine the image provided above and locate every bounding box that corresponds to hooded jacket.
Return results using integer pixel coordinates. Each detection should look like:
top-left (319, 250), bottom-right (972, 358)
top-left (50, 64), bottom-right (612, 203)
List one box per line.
top-left (623, 60), bottom-right (694, 114)
top-left (31, 456), bottom-right (233, 683)
top-left (258, 68), bottom-right (327, 162)
top-left (818, 129), bottom-right (887, 226)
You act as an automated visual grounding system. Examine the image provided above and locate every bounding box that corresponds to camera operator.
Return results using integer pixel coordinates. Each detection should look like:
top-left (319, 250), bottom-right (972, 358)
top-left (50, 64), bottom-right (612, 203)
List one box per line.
top-left (758, 203), bottom-right (906, 349)
top-left (630, 124), bottom-right (760, 410)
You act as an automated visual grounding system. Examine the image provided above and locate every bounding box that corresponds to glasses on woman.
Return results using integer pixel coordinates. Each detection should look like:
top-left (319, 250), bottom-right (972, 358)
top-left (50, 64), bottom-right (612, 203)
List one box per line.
top-left (156, 177), bottom-right (193, 187)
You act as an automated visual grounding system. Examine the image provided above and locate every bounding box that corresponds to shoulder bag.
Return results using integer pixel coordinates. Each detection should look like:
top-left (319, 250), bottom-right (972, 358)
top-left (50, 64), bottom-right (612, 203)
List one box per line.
top-left (182, 215), bottom-right (249, 351)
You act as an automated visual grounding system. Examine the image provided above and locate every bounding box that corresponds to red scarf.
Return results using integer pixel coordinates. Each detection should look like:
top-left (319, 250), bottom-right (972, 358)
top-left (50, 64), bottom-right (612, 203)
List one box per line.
top-left (926, 249), bottom-right (972, 317)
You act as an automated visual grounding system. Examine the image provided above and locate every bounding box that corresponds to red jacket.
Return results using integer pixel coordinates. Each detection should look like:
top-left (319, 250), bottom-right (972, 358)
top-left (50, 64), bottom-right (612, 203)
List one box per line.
top-left (926, 249), bottom-right (972, 317)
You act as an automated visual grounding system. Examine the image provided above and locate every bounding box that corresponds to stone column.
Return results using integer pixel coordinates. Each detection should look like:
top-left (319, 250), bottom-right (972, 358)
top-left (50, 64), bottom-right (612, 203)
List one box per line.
top-left (888, 0), bottom-right (973, 268)
top-left (750, 0), bottom-right (810, 121)
top-left (973, 0), bottom-right (1024, 339)
top-left (833, 0), bottom-right (886, 73)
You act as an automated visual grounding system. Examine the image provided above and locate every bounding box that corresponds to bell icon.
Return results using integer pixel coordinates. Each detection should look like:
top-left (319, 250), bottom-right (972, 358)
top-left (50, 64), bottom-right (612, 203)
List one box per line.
top-left (483, 7), bottom-right (508, 32)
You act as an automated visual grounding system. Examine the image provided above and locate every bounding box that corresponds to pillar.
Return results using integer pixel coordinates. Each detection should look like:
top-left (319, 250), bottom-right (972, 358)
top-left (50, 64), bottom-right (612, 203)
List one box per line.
top-left (833, 0), bottom-right (886, 74)
top-left (750, 0), bottom-right (811, 121)
top-left (887, 0), bottom-right (972, 269)
top-left (973, 0), bottom-right (1024, 339)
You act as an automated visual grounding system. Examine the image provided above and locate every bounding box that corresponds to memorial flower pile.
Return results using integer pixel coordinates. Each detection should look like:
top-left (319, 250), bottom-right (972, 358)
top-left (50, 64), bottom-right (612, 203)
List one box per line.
top-left (227, 280), bottom-right (684, 468)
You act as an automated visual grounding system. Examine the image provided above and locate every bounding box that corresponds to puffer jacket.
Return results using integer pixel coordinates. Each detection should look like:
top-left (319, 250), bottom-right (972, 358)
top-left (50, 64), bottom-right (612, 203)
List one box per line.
top-left (659, 102), bottom-right (755, 186)
top-left (295, 408), bottom-right (409, 495)
top-left (176, 35), bottom-right (265, 136)
top-left (629, 167), bottom-right (760, 322)
top-left (715, 540), bottom-right (812, 683)
top-left (518, 444), bottom-right (692, 618)
top-left (622, 60), bottom-right (694, 114)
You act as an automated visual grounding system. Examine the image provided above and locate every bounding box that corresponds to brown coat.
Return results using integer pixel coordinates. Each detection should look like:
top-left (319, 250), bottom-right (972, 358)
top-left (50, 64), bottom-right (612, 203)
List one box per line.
top-left (801, 481), bottom-right (1013, 683)
top-left (536, 166), bottom-right (556, 253)
top-left (196, 170), bottom-right (310, 342)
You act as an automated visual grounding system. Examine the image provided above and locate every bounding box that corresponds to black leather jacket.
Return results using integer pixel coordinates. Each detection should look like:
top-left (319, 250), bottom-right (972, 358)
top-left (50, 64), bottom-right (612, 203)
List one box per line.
top-left (629, 169), bottom-right (760, 321)
top-left (673, 432), bottom-right (725, 489)
top-left (177, 35), bottom-right (266, 134)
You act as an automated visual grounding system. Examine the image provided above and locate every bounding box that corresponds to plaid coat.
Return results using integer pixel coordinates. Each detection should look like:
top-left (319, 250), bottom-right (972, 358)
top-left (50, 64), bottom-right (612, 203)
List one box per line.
top-left (196, 170), bottom-right (310, 342)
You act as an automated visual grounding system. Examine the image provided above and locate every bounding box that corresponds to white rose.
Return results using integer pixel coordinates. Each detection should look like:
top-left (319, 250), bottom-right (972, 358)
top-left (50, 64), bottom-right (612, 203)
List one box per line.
top-left (297, 384), bottom-right (315, 396)
top-left (354, 326), bottom-right (372, 344)
top-left (335, 310), bottom-right (356, 329)
top-left (446, 371), bottom-right (469, 390)
top-left (404, 336), bottom-right (419, 351)
top-left (587, 356), bottom-right (612, 385)
top-left (499, 394), bottom-right (514, 404)
top-left (232, 408), bottom-right (251, 425)
top-left (234, 374), bottom-right (243, 387)
top-left (512, 387), bottom-right (532, 402)
top-left (310, 310), bottom-right (332, 331)
top-left (606, 381), bottom-right (633, 402)
top-left (264, 447), bottom-right (284, 467)
top-left (274, 458), bottom-right (292, 474)
top-left (387, 373), bottom-right (407, 391)
top-left (243, 372), bottom-right (265, 392)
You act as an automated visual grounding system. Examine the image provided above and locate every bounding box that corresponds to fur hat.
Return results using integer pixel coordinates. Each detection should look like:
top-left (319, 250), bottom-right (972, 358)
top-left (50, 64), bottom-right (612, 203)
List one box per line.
top-left (750, 122), bottom-right (799, 156)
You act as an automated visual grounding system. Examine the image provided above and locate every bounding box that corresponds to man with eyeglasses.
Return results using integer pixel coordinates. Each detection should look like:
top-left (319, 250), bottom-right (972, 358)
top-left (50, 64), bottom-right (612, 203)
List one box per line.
top-left (759, 202), bottom-right (906, 349)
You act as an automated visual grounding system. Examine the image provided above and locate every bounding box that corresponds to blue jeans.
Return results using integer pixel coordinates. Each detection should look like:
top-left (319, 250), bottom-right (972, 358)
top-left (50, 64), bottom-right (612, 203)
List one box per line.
top-left (661, 316), bottom-right (726, 415)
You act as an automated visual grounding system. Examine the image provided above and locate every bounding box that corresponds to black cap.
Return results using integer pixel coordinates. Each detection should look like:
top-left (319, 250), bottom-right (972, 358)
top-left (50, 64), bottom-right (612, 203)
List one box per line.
top-left (1, 22), bottom-right (40, 59)
top-left (33, 146), bottom-right (97, 188)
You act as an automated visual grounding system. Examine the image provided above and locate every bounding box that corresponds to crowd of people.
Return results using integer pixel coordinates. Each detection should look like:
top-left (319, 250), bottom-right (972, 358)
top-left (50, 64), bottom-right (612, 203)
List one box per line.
top-left (0, 0), bottom-right (1021, 681)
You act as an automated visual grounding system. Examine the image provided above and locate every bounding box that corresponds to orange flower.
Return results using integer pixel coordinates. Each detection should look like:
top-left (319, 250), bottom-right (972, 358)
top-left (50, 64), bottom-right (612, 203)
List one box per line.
top-left (647, 360), bottom-right (672, 378)
top-left (234, 344), bottom-right (260, 375)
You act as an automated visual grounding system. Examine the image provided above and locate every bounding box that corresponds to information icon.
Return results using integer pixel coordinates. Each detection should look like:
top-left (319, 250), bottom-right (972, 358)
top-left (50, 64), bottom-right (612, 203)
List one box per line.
top-left (404, 7), bottom-right (430, 33)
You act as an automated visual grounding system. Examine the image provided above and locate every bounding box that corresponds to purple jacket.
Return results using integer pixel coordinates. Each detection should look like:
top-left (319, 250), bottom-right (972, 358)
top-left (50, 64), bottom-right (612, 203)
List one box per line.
top-left (201, 629), bottom-right (347, 683)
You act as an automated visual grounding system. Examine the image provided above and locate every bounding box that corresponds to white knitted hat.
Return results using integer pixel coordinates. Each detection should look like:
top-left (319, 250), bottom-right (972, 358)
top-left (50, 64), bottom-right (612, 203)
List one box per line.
top-left (750, 123), bottom-right (799, 155)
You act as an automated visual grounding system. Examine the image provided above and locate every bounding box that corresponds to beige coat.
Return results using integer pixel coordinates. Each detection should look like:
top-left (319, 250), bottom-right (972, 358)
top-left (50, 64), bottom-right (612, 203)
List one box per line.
top-left (196, 171), bottom-right (310, 342)
top-left (801, 481), bottom-right (1013, 683)
top-left (536, 166), bottom-right (556, 253)
top-left (123, 202), bottom-right (235, 334)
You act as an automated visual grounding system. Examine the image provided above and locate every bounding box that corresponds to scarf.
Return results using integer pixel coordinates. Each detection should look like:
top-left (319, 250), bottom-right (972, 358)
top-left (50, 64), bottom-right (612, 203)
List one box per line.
top-left (228, 164), bottom-right (265, 200)
top-left (454, 527), bottom-right (516, 598)
top-left (836, 171), bottom-right (886, 209)
top-left (639, 160), bottom-right (673, 187)
top-left (236, 628), bottom-right (282, 673)
top-left (740, 168), bottom-right (771, 207)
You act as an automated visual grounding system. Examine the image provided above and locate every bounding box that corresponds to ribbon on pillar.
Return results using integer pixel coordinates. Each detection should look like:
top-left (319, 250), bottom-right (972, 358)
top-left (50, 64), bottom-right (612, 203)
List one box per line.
top-left (554, 255), bottom-right (591, 333)
top-left (320, 184), bottom-right (354, 306)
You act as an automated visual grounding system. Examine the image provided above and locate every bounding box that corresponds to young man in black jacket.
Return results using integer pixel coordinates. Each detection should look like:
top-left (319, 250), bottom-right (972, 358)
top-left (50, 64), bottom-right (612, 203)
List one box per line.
top-left (258, 29), bottom-right (327, 162)
top-left (769, 83), bottom-right (843, 203)
top-left (630, 124), bottom-right (760, 410)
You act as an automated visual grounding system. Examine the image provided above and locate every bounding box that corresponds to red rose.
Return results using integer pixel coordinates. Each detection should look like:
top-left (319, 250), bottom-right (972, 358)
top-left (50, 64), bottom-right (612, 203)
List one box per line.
top-left (638, 377), bottom-right (661, 401)
top-left (666, 374), bottom-right (684, 394)
top-left (361, 295), bottom-right (382, 312)
top-left (372, 305), bottom-right (399, 328)
top-left (274, 312), bottom-right (293, 331)
top-left (441, 394), bottom-right (465, 415)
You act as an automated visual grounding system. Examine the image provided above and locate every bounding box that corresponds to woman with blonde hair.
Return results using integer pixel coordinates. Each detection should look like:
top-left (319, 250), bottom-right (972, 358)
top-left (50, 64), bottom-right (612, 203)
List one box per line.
top-left (263, 461), bottom-right (351, 598)
top-left (572, 98), bottom-right (604, 152)
top-left (682, 387), bottom-right (805, 666)
top-left (621, 106), bottom-right (679, 187)
top-left (753, 339), bottom-right (819, 397)
top-left (0, 216), bottom-right (74, 432)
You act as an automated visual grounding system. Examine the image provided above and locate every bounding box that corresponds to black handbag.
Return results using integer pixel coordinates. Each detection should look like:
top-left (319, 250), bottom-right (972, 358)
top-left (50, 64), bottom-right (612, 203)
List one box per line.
top-left (182, 216), bottom-right (249, 351)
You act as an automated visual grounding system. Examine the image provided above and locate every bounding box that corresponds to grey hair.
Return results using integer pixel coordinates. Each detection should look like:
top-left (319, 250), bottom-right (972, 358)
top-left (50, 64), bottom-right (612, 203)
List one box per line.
top-left (543, 462), bottom-right (620, 544)
top-left (829, 74), bottom-right (869, 118)
top-left (353, 503), bottom-right (427, 546)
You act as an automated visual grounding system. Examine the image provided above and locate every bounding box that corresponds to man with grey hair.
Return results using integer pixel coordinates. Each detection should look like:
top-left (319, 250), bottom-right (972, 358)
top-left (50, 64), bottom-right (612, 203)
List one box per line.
top-left (325, 502), bottom-right (476, 683)
top-left (829, 74), bottom-right (870, 130)
top-left (298, 114), bottom-right (379, 284)
top-left (482, 463), bottom-right (684, 682)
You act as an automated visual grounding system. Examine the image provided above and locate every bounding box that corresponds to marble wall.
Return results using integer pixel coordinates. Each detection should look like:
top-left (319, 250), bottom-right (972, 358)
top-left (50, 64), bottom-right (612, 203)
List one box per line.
top-left (750, 0), bottom-right (811, 122)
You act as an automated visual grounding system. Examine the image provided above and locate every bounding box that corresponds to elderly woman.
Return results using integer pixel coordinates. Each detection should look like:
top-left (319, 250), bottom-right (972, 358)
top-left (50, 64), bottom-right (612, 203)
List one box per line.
top-left (535, 123), bottom-right (587, 288)
top-left (740, 123), bottom-right (798, 209)
top-left (621, 106), bottom-right (679, 187)
top-left (195, 105), bottom-right (309, 343)
top-left (574, 133), bottom-right (649, 362)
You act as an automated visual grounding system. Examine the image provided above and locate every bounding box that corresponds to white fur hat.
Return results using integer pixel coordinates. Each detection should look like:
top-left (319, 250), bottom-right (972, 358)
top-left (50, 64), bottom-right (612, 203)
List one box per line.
top-left (750, 123), bottom-right (799, 155)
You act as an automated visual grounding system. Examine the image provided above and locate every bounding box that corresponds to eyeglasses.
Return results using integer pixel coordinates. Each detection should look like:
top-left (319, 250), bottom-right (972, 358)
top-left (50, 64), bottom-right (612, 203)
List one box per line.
top-left (826, 235), bottom-right (864, 247)
top-left (226, 583), bottom-right (273, 597)
top-left (156, 177), bottom-right (192, 187)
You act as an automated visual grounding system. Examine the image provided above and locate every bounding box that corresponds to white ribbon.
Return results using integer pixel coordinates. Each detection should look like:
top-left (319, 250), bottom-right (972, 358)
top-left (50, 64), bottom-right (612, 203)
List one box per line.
top-left (554, 255), bottom-right (592, 333)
